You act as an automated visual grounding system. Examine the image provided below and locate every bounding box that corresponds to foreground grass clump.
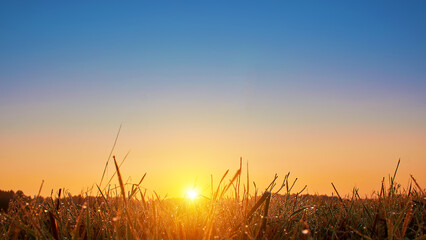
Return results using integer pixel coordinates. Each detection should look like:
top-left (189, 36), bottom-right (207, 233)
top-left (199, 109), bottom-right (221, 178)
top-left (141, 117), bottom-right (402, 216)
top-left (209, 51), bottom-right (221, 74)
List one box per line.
top-left (1, 159), bottom-right (424, 239)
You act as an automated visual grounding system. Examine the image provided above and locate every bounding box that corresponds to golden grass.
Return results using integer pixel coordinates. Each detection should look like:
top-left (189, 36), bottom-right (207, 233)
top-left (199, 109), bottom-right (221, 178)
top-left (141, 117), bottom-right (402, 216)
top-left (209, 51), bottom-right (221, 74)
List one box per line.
top-left (0, 157), bottom-right (425, 239)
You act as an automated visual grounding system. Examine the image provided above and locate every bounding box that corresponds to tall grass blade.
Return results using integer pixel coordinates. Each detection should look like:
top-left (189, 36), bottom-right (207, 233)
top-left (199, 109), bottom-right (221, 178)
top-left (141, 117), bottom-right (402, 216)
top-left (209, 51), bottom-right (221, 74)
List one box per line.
top-left (113, 155), bottom-right (126, 202)
top-left (100, 124), bottom-right (122, 187)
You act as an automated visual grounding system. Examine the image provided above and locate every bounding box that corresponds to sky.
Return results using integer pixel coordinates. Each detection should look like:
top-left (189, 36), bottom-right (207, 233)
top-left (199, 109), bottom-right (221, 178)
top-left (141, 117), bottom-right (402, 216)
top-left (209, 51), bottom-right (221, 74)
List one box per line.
top-left (0, 1), bottom-right (425, 198)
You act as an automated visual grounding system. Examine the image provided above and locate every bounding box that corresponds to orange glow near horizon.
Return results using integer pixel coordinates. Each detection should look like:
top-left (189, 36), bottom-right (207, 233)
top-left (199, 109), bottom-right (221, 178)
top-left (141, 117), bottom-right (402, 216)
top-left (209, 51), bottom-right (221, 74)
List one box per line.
top-left (1, 122), bottom-right (425, 199)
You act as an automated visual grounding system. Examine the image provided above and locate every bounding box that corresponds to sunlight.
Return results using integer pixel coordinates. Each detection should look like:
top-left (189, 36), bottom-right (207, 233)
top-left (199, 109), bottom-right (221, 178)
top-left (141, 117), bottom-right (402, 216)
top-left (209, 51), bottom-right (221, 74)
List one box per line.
top-left (186, 189), bottom-right (199, 200)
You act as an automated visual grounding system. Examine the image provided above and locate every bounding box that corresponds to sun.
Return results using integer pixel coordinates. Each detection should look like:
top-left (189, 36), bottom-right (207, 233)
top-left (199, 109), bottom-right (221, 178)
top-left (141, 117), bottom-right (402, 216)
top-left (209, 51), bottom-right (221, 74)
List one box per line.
top-left (186, 189), bottom-right (199, 200)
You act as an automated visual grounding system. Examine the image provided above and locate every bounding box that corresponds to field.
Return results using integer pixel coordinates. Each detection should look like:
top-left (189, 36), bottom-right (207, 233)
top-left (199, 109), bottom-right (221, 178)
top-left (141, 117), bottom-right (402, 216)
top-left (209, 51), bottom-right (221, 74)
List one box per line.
top-left (1, 159), bottom-right (424, 240)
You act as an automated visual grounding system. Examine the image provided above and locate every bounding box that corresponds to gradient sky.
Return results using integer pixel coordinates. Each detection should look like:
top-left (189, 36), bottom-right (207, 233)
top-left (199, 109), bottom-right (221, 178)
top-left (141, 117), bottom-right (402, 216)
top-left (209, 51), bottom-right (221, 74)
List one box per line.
top-left (1, 1), bottom-right (425, 198)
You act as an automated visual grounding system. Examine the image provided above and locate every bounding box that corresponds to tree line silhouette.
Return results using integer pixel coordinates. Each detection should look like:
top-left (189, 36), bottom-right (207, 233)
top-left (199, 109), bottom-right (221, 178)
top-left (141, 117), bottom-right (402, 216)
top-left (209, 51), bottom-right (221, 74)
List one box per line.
top-left (0, 189), bottom-right (105, 213)
top-left (0, 189), bottom-right (22, 212)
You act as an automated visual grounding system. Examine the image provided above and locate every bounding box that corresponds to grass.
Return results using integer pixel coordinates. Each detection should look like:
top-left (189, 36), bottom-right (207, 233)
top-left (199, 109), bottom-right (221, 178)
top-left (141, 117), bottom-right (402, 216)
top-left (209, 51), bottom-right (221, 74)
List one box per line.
top-left (1, 158), bottom-right (424, 239)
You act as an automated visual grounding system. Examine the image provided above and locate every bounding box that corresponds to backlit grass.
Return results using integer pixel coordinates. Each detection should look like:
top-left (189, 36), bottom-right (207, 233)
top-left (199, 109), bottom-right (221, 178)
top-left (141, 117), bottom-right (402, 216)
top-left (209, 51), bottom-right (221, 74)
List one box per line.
top-left (1, 159), bottom-right (424, 239)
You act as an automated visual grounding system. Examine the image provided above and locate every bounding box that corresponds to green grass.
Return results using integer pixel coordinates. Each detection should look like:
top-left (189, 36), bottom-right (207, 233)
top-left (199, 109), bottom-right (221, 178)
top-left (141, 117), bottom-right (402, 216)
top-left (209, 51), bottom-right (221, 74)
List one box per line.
top-left (1, 159), bottom-right (424, 239)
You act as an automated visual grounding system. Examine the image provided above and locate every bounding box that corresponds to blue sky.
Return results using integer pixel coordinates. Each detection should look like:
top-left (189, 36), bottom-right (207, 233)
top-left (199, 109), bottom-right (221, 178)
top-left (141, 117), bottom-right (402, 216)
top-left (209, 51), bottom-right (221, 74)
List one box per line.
top-left (1, 1), bottom-right (425, 196)
top-left (2, 2), bottom-right (426, 90)
top-left (1, 1), bottom-right (425, 129)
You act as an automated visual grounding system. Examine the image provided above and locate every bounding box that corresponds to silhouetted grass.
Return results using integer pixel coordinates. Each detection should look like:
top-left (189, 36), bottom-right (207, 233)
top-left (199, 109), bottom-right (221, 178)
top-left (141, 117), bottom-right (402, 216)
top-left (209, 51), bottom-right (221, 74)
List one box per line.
top-left (1, 159), bottom-right (424, 239)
